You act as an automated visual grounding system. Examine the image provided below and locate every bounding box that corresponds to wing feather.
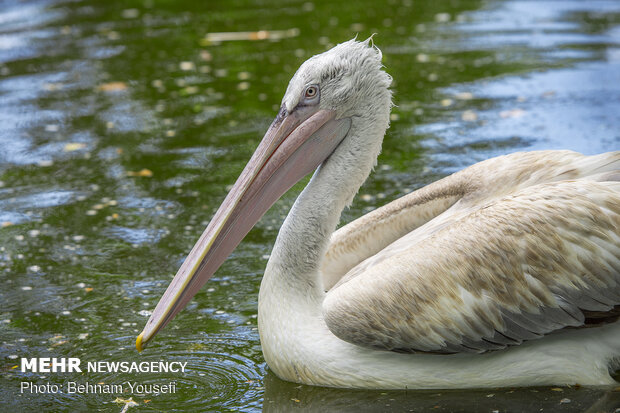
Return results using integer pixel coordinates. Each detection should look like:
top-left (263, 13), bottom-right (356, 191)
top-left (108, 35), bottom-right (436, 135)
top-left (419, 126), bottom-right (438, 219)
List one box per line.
top-left (322, 179), bottom-right (620, 354)
top-left (322, 150), bottom-right (620, 291)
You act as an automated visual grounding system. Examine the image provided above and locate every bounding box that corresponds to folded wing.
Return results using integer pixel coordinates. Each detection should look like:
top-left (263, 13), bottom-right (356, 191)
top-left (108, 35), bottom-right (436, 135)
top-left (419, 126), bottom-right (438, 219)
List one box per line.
top-left (323, 178), bottom-right (620, 353)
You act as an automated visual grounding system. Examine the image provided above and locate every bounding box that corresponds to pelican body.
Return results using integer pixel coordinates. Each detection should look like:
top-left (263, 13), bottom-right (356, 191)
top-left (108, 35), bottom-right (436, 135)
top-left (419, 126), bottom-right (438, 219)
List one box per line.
top-left (137, 40), bottom-right (620, 389)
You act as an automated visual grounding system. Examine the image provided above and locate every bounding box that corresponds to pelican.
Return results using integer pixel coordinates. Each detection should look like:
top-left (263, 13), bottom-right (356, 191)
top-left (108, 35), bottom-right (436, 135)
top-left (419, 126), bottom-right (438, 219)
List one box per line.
top-left (137, 39), bottom-right (620, 389)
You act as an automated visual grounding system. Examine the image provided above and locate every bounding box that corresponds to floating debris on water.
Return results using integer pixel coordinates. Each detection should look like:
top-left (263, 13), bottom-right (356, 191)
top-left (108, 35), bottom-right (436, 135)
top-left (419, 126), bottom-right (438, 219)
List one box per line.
top-left (107, 31), bottom-right (120, 41)
top-left (416, 53), bottom-right (430, 63)
top-left (114, 397), bottom-right (138, 413)
top-left (96, 82), bottom-right (128, 92)
top-left (202, 28), bottom-right (300, 44)
top-left (181, 86), bottom-right (198, 95)
top-left (49, 335), bottom-right (67, 347)
top-left (200, 50), bottom-right (212, 61)
top-left (435, 12), bottom-right (451, 23)
top-left (454, 92), bottom-right (474, 100)
top-left (127, 169), bottom-right (153, 177)
top-left (214, 68), bottom-right (228, 78)
top-left (121, 9), bottom-right (139, 19)
top-left (43, 82), bottom-right (64, 91)
top-left (179, 61), bottom-right (195, 71)
top-left (461, 110), bottom-right (478, 122)
top-left (64, 143), bottom-right (87, 152)
top-left (350, 22), bottom-right (364, 32)
top-left (500, 108), bottom-right (526, 119)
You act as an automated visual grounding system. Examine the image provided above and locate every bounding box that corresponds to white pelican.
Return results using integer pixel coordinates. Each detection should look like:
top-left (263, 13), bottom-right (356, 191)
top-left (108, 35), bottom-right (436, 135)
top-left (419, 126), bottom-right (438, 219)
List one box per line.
top-left (137, 39), bottom-right (620, 389)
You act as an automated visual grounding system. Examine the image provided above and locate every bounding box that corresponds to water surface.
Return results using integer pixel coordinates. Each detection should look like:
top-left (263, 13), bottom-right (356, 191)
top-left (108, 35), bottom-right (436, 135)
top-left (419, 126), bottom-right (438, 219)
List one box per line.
top-left (1, 0), bottom-right (619, 411)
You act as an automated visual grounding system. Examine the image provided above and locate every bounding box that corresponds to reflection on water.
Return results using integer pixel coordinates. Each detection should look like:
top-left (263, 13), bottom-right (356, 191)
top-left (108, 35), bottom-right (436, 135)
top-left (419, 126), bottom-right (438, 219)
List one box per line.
top-left (0, 0), bottom-right (618, 411)
top-left (263, 372), bottom-right (620, 412)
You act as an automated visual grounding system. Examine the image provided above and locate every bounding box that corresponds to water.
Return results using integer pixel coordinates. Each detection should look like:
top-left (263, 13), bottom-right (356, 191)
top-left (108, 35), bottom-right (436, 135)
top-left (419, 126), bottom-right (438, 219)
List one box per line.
top-left (1, 0), bottom-right (619, 411)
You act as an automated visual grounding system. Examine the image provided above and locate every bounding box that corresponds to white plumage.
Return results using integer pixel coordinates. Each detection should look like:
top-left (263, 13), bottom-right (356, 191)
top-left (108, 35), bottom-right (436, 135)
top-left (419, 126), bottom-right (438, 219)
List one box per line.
top-left (139, 39), bottom-right (620, 389)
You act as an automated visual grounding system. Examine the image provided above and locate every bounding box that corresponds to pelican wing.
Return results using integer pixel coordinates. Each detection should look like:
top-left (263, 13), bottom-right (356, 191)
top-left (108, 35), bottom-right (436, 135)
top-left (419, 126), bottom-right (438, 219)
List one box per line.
top-left (322, 178), bottom-right (620, 353)
top-left (320, 175), bottom-right (466, 291)
top-left (321, 151), bottom-right (620, 291)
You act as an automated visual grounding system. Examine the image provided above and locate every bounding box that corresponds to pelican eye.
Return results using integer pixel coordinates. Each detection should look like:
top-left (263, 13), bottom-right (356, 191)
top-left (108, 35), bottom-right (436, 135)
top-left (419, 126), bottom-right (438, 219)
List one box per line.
top-left (304, 85), bottom-right (319, 99)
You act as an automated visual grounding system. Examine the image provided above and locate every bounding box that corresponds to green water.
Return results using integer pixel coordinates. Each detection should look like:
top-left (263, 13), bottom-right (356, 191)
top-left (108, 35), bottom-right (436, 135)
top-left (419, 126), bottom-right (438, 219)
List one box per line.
top-left (1, 0), bottom-right (619, 411)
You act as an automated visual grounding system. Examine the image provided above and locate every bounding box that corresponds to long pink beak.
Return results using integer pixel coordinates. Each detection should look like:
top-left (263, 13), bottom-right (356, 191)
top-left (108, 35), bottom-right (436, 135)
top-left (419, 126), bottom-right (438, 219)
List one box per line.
top-left (137, 105), bottom-right (351, 350)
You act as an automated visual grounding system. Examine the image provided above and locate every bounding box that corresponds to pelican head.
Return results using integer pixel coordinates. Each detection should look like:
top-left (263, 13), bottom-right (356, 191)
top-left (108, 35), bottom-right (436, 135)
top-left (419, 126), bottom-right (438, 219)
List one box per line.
top-left (137, 38), bottom-right (392, 351)
top-left (282, 38), bottom-right (392, 119)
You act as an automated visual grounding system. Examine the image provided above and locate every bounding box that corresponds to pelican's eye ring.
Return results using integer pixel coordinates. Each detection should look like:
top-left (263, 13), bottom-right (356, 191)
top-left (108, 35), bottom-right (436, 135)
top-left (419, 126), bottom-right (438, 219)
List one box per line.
top-left (304, 85), bottom-right (319, 99)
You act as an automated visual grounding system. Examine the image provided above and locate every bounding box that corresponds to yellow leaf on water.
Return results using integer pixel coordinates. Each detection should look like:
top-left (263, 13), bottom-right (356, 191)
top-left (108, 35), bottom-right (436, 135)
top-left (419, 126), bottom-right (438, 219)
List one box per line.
top-left (127, 169), bottom-right (153, 177)
top-left (64, 143), bottom-right (86, 152)
top-left (97, 82), bottom-right (128, 92)
top-left (114, 396), bottom-right (138, 404)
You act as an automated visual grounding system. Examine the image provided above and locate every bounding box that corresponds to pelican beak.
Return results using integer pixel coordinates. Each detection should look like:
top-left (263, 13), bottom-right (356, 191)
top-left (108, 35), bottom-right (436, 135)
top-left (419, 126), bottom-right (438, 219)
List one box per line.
top-left (136, 105), bottom-right (351, 351)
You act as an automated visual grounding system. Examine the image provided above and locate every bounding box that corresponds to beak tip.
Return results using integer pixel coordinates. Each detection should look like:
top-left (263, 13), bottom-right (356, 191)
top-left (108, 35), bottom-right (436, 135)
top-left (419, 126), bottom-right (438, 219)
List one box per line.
top-left (136, 332), bottom-right (145, 352)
